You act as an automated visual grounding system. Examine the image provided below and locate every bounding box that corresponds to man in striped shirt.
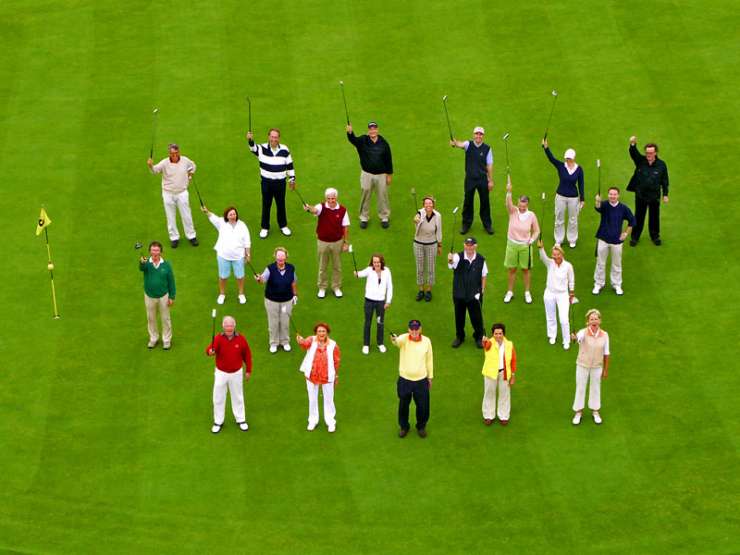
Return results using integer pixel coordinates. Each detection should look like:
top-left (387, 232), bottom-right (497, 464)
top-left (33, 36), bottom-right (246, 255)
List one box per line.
top-left (247, 128), bottom-right (296, 239)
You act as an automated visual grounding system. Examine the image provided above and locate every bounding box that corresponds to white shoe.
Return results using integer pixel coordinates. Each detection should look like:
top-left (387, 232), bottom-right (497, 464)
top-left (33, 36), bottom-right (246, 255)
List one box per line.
top-left (333, 288), bottom-right (343, 298)
top-left (378, 345), bottom-right (387, 353)
top-left (238, 421), bottom-right (249, 431)
top-left (238, 294), bottom-right (247, 304)
top-left (563, 343), bottom-right (570, 351)
top-left (524, 291), bottom-right (533, 304)
top-left (269, 345), bottom-right (278, 354)
top-left (307, 422), bottom-right (317, 431)
top-left (211, 423), bottom-right (222, 434)
top-left (147, 339), bottom-right (158, 349)
top-left (362, 345), bottom-right (370, 355)
top-left (593, 412), bottom-right (603, 425)
top-left (572, 296), bottom-right (580, 304)
top-left (282, 344), bottom-right (291, 352)
top-left (328, 424), bottom-right (336, 433)
top-left (569, 242), bottom-right (576, 248)
top-left (592, 285), bottom-right (602, 295)
top-left (259, 229), bottom-right (269, 239)
top-left (317, 289), bottom-right (326, 299)
top-left (217, 294), bottom-right (226, 305)
top-left (614, 286), bottom-right (624, 296)
top-left (503, 291), bottom-right (514, 303)
top-left (548, 337), bottom-right (556, 345)
top-left (572, 412), bottom-right (582, 425)
top-left (280, 226), bottom-right (292, 236)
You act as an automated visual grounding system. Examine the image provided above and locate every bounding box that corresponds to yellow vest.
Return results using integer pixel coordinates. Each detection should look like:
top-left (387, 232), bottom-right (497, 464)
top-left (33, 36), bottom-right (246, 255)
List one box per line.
top-left (482, 338), bottom-right (514, 381)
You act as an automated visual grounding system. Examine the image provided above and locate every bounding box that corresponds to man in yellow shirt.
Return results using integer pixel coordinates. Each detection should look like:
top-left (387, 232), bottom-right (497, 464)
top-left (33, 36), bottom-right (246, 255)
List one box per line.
top-left (391, 320), bottom-right (433, 438)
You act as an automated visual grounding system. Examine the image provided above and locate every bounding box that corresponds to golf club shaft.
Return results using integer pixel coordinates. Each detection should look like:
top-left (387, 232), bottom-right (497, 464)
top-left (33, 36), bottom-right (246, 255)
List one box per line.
top-left (192, 177), bottom-right (204, 207)
top-left (412, 189), bottom-right (418, 213)
top-left (247, 97), bottom-right (252, 133)
top-left (340, 83), bottom-right (350, 125)
top-left (544, 95), bottom-right (558, 140)
top-left (442, 98), bottom-right (454, 140)
top-left (293, 186), bottom-right (307, 208)
top-left (150, 112), bottom-right (158, 159)
top-left (449, 210), bottom-right (458, 253)
top-left (505, 142), bottom-right (511, 174)
top-left (246, 259), bottom-right (259, 278)
top-left (350, 249), bottom-right (358, 274)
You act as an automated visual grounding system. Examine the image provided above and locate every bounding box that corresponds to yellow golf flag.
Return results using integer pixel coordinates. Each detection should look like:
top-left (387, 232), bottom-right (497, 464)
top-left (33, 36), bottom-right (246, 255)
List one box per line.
top-left (36, 208), bottom-right (52, 236)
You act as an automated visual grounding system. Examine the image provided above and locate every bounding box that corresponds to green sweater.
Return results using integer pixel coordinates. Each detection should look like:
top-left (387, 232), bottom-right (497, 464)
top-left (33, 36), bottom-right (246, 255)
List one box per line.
top-left (139, 258), bottom-right (176, 299)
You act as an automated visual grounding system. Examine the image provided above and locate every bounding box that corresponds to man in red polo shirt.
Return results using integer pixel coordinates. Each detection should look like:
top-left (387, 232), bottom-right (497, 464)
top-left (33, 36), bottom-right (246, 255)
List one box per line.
top-left (206, 315), bottom-right (253, 434)
top-left (304, 187), bottom-right (350, 299)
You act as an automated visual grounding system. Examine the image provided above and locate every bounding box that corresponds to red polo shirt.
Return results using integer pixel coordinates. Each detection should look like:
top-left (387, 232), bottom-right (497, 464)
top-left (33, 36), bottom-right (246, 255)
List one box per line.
top-left (206, 333), bottom-right (253, 374)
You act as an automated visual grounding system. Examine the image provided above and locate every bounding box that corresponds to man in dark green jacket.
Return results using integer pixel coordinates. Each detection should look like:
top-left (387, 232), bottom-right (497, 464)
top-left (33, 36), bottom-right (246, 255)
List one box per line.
top-left (626, 136), bottom-right (670, 246)
top-left (139, 241), bottom-right (176, 349)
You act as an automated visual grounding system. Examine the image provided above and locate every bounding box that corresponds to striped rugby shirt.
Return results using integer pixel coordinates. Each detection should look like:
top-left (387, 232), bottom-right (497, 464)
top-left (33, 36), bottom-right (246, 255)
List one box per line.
top-left (248, 140), bottom-right (296, 182)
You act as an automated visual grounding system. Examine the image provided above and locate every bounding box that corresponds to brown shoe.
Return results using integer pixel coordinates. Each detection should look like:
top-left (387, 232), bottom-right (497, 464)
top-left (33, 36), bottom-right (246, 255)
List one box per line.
top-left (417, 428), bottom-right (428, 438)
top-left (398, 428), bottom-right (409, 438)
top-left (484, 418), bottom-right (493, 426)
top-left (499, 419), bottom-right (509, 426)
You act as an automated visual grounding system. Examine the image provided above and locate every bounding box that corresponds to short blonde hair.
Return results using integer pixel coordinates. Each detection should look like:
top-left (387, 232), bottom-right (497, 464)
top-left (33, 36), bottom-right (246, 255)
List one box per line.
top-left (551, 244), bottom-right (565, 257)
top-left (274, 246), bottom-right (288, 258)
top-left (585, 309), bottom-right (601, 322)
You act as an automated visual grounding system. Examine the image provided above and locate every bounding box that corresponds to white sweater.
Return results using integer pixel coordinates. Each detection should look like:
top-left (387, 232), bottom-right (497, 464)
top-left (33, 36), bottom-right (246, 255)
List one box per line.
top-left (208, 214), bottom-right (251, 261)
top-left (357, 266), bottom-right (393, 303)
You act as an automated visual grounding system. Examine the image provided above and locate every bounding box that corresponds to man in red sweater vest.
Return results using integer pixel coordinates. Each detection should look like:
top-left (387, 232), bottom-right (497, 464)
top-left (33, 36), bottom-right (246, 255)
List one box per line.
top-left (206, 315), bottom-right (253, 434)
top-left (304, 188), bottom-right (350, 299)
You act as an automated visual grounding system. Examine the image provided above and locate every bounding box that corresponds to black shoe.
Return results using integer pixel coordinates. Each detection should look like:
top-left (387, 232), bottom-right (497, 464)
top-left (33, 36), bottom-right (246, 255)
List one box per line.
top-left (459, 225), bottom-right (471, 235)
top-left (475, 339), bottom-right (484, 349)
top-left (629, 239), bottom-right (638, 247)
top-left (189, 237), bottom-right (199, 246)
top-left (381, 220), bottom-right (390, 229)
top-left (451, 337), bottom-right (464, 348)
top-left (424, 291), bottom-right (432, 302)
top-left (398, 428), bottom-right (409, 438)
top-left (484, 226), bottom-right (494, 235)
top-left (415, 291), bottom-right (425, 301)
top-left (652, 238), bottom-right (662, 246)
top-left (171, 239), bottom-right (179, 248)
top-left (417, 428), bottom-right (428, 438)
top-left (359, 220), bottom-right (368, 229)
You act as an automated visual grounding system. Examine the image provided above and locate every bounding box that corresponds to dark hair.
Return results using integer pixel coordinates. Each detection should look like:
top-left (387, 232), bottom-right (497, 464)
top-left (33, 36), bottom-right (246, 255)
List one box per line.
top-left (491, 323), bottom-right (506, 335)
top-left (313, 322), bottom-right (331, 334)
top-left (268, 128), bottom-right (281, 136)
top-left (149, 241), bottom-right (163, 251)
top-left (223, 206), bottom-right (239, 222)
top-left (644, 143), bottom-right (658, 152)
top-left (168, 143), bottom-right (179, 151)
top-left (368, 253), bottom-right (385, 269)
top-left (608, 186), bottom-right (620, 194)
top-left (422, 196), bottom-right (435, 207)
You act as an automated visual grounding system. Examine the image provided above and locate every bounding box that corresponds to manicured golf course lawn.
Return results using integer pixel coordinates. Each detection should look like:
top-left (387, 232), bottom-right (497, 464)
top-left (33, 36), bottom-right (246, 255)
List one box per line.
top-left (1, 1), bottom-right (738, 553)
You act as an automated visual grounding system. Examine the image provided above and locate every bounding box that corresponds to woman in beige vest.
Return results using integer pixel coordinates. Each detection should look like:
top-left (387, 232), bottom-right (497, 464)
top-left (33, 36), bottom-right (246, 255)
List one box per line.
top-left (571, 309), bottom-right (610, 425)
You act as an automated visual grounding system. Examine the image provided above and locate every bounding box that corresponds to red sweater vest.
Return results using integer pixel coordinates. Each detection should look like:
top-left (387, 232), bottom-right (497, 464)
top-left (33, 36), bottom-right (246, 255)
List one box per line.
top-left (206, 333), bottom-right (253, 373)
top-left (316, 204), bottom-right (347, 242)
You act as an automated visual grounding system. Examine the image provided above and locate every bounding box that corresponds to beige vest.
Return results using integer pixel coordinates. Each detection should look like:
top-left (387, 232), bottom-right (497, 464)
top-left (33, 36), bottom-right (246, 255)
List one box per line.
top-left (576, 329), bottom-right (608, 369)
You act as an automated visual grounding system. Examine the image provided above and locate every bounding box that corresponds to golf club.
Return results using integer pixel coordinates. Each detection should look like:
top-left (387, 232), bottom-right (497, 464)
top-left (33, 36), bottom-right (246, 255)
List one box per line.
top-left (292, 185), bottom-right (309, 210)
top-left (211, 308), bottom-right (217, 348)
top-left (411, 187), bottom-right (418, 213)
top-left (134, 241), bottom-right (143, 250)
top-left (246, 258), bottom-right (259, 278)
top-left (149, 108), bottom-right (159, 159)
top-left (282, 305), bottom-right (300, 337)
top-left (568, 297), bottom-right (574, 335)
top-left (449, 206), bottom-right (459, 253)
top-left (191, 174), bottom-right (204, 208)
top-left (502, 133), bottom-right (511, 175)
top-left (597, 158), bottom-right (601, 197)
top-left (541, 192), bottom-right (547, 245)
top-left (442, 95), bottom-right (454, 141)
top-left (348, 243), bottom-right (359, 274)
top-left (339, 81), bottom-right (350, 125)
top-left (247, 97), bottom-right (252, 133)
top-left (543, 89), bottom-right (558, 140)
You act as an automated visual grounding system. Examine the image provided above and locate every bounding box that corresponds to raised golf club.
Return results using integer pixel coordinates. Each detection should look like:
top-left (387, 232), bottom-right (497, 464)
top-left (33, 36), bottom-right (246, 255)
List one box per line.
top-left (411, 187), bottom-right (418, 212)
top-left (149, 108), bottom-right (159, 158)
top-left (502, 132), bottom-right (511, 175)
top-left (134, 241), bottom-right (143, 250)
top-left (211, 308), bottom-right (217, 346)
top-left (543, 89), bottom-right (558, 140)
top-left (247, 97), bottom-right (252, 132)
top-left (540, 192), bottom-right (547, 242)
top-left (348, 243), bottom-right (358, 274)
top-left (449, 206), bottom-right (459, 253)
top-left (191, 174), bottom-right (205, 208)
top-left (442, 95), bottom-right (454, 140)
top-left (339, 81), bottom-right (350, 125)
top-left (597, 158), bottom-right (601, 196)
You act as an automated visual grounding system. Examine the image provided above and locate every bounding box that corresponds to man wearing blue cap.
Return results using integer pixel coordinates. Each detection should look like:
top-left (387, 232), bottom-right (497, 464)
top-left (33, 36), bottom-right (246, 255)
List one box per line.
top-left (391, 320), bottom-right (433, 438)
top-left (346, 122), bottom-right (394, 229)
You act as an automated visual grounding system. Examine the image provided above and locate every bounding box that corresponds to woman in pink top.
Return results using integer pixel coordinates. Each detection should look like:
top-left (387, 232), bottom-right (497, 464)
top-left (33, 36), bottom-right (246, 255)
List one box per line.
top-left (297, 322), bottom-right (340, 432)
top-left (503, 175), bottom-right (540, 304)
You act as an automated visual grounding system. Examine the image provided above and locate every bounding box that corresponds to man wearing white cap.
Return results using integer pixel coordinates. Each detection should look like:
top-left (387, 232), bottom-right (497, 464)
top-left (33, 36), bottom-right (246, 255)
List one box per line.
top-left (451, 127), bottom-right (494, 235)
top-left (542, 139), bottom-right (584, 248)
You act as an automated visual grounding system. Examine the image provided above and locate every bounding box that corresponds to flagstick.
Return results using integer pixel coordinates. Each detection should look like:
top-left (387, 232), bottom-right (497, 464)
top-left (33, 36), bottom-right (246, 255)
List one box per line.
top-left (44, 227), bottom-right (60, 319)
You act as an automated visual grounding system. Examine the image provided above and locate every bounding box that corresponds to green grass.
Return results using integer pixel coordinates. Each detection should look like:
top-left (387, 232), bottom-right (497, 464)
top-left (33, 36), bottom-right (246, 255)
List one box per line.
top-left (1, 1), bottom-right (738, 553)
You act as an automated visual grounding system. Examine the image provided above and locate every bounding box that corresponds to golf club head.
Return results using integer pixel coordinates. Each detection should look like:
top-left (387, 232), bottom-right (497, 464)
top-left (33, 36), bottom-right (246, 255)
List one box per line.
top-left (134, 242), bottom-right (143, 250)
top-left (152, 108), bottom-right (158, 115)
top-left (281, 306), bottom-right (288, 314)
top-left (377, 316), bottom-right (382, 324)
top-left (502, 132), bottom-right (510, 141)
top-left (442, 95), bottom-right (448, 102)
top-left (410, 187), bottom-right (416, 195)
top-left (541, 192), bottom-right (546, 200)
top-left (452, 206), bottom-right (459, 214)
top-left (348, 244), bottom-right (353, 253)
top-left (339, 80), bottom-right (344, 86)
top-left (551, 89), bottom-right (558, 97)
top-left (211, 308), bottom-right (217, 318)
top-left (597, 158), bottom-right (601, 168)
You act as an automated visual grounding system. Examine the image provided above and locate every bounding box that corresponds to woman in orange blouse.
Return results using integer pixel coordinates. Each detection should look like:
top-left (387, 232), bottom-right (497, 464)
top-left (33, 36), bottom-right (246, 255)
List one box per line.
top-left (297, 322), bottom-right (341, 432)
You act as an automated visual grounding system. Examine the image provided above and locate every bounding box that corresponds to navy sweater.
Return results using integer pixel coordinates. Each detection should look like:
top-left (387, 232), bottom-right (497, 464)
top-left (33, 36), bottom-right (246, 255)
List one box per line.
top-left (543, 147), bottom-right (584, 199)
top-left (595, 201), bottom-right (636, 244)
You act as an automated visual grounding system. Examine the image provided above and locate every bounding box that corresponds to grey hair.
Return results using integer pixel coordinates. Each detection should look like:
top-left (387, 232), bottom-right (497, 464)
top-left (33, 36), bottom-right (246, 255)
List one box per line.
top-left (222, 315), bottom-right (236, 327)
top-left (585, 309), bottom-right (601, 322)
top-left (325, 187), bottom-right (338, 198)
top-left (518, 195), bottom-right (530, 203)
top-left (168, 143), bottom-right (180, 151)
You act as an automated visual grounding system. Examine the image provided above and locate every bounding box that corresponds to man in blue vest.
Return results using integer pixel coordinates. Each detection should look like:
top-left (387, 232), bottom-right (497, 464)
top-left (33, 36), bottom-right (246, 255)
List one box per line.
top-left (451, 127), bottom-right (495, 235)
top-left (255, 247), bottom-right (298, 353)
top-left (447, 237), bottom-right (488, 348)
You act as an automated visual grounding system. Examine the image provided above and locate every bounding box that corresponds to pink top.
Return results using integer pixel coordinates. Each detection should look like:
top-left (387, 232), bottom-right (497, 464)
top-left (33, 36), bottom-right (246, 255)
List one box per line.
top-left (506, 196), bottom-right (540, 244)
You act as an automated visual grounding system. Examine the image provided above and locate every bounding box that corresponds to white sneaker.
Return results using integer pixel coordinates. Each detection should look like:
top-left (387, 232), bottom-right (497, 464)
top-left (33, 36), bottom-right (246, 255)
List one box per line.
top-left (362, 345), bottom-right (370, 355)
top-left (614, 286), bottom-right (624, 296)
top-left (524, 291), bottom-right (533, 304)
top-left (328, 424), bottom-right (336, 433)
top-left (563, 343), bottom-right (570, 351)
top-left (378, 345), bottom-right (387, 353)
top-left (147, 339), bottom-right (158, 349)
top-left (211, 423), bottom-right (222, 434)
top-left (238, 294), bottom-right (247, 304)
top-left (572, 412), bottom-right (582, 425)
top-left (280, 226), bottom-right (292, 236)
top-left (217, 294), bottom-right (226, 305)
top-left (317, 289), bottom-right (326, 298)
top-left (503, 291), bottom-right (514, 303)
top-left (282, 344), bottom-right (291, 352)
top-left (569, 242), bottom-right (576, 248)
top-left (548, 337), bottom-right (556, 345)
top-left (593, 412), bottom-right (603, 425)
top-left (333, 288), bottom-right (343, 298)
top-left (269, 345), bottom-right (278, 353)
top-left (259, 229), bottom-right (269, 239)
top-left (307, 422), bottom-right (317, 431)
top-left (238, 421), bottom-right (249, 431)
top-left (592, 285), bottom-right (602, 295)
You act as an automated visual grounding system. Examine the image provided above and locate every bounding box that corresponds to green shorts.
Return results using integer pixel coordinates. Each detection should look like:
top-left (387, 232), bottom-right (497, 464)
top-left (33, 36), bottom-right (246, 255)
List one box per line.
top-left (504, 239), bottom-right (531, 269)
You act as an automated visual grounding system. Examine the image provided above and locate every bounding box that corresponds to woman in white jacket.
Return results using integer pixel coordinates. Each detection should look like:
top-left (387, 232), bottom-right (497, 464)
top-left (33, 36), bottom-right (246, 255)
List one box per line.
top-left (537, 240), bottom-right (575, 349)
top-left (201, 205), bottom-right (251, 305)
top-left (354, 253), bottom-right (393, 355)
top-left (297, 323), bottom-right (340, 432)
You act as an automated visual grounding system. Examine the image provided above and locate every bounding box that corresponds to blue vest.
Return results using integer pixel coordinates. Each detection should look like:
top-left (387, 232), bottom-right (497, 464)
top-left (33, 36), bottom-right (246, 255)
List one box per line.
top-left (265, 262), bottom-right (295, 302)
top-left (465, 141), bottom-right (490, 186)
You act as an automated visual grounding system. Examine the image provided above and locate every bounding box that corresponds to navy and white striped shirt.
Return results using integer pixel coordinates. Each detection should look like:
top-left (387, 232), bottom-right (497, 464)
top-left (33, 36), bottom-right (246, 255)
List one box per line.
top-left (248, 140), bottom-right (295, 182)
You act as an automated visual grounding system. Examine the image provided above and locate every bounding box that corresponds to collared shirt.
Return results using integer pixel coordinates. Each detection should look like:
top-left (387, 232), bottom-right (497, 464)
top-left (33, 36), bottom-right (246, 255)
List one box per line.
top-left (576, 327), bottom-right (610, 355)
top-left (314, 203), bottom-right (350, 226)
top-left (496, 340), bottom-right (505, 370)
top-left (248, 140), bottom-right (295, 181)
top-left (448, 252), bottom-right (489, 276)
top-left (260, 265), bottom-right (297, 282)
top-left (395, 333), bottom-right (433, 380)
top-left (357, 266), bottom-right (393, 303)
top-left (151, 156), bottom-right (196, 194)
top-left (150, 256), bottom-right (163, 269)
top-left (463, 140), bottom-right (493, 165)
top-left (538, 249), bottom-right (575, 293)
top-left (208, 214), bottom-right (251, 260)
top-left (346, 132), bottom-right (393, 174)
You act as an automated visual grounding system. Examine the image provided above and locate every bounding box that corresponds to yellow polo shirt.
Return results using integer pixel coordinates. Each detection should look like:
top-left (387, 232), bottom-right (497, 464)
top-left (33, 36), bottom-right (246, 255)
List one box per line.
top-left (395, 333), bottom-right (433, 381)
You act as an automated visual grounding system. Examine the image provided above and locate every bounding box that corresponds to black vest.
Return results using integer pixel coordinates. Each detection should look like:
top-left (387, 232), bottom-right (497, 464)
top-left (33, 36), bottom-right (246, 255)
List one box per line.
top-left (452, 252), bottom-right (485, 301)
top-left (264, 262), bottom-right (295, 302)
top-left (465, 142), bottom-right (490, 186)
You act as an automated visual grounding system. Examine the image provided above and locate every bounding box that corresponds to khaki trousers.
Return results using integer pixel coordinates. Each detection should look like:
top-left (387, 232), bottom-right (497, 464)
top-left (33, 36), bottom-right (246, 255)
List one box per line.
top-left (359, 171), bottom-right (390, 222)
top-left (594, 239), bottom-right (623, 288)
top-left (264, 297), bottom-right (292, 347)
top-left (145, 293), bottom-right (172, 343)
top-left (573, 365), bottom-right (602, 412)
top-left (554, 194), bottom-right (580, 245)
top-left (317, 239), bottom-right (343, 289)
top-left (482, 374), bottom-right (511, 420)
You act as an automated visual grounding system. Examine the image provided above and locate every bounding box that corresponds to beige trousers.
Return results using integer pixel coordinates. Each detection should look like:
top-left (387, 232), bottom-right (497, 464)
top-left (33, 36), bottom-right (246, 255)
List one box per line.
top-left (482, 374), bottom-right (511, 420)
top-left (359, 171), bottom-right (390, 222)
top-left (145, 293), bottom-right (172, 343)
top-left (573, 365), bottom-right (602, 412)
top-left (317, 239), bottom-right (343, 289)
top-left (594, 239), bottom-right (623, 288)
top-left (264, 297), bottom-right (292, 347)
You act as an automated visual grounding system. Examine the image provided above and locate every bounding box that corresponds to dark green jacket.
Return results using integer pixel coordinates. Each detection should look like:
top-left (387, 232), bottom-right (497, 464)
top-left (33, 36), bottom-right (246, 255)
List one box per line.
top-left (139, 258), bottom-right (176, 299)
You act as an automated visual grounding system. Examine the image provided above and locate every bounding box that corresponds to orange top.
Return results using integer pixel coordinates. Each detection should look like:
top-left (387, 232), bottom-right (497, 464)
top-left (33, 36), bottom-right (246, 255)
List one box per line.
top-left (299, 337), bottom-right (341, 384)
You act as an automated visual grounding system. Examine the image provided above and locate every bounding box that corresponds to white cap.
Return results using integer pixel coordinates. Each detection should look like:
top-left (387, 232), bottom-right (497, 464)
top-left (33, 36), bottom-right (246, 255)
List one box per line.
top-left (564, 148), bottom-right (576, 160)
top-left (473, 126), bottom-right (485, 134)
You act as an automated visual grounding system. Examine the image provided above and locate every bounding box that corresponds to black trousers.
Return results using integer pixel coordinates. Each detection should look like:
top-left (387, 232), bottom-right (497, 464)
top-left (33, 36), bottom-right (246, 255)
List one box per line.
top-left (454, 297), bottom-right (484, 341)
top-left (462, 181), bottom-right (492, 228)
top-left (363, 298), bottom-right (386, 346)
top-left (397, 376), bottom-right (430, 431)
top-left (631, 196), bottom-right (660, 241)
top-left (261, 178), bottom-right (288, 230)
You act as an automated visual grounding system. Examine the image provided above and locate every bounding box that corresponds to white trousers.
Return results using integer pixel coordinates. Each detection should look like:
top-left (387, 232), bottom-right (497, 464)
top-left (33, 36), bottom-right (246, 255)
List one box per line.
top-left (482, 374), bottom-right (510, 420)
top-left (265, 298), bottom-right (292, 347)
top-left (213, 369), bottom-right (245, 425)
top-left (162, 190), bottom-right (196, 241)
top-left (306, 380), bottom-right (336, 427)
top-left (554, 194), bottom-right (580, 244)
top-left (543, 290), bottom-right (570, 346)
top-left (594, 239), bottom-right (623, 288)
top-left (144, 293), bottom-right (171, 343)
top-left (573, 365), bottom-right (602, 412)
